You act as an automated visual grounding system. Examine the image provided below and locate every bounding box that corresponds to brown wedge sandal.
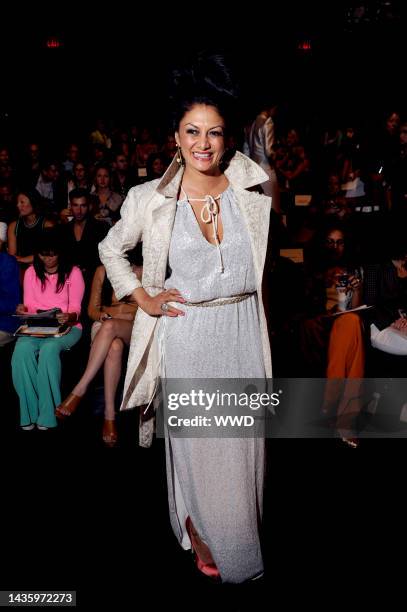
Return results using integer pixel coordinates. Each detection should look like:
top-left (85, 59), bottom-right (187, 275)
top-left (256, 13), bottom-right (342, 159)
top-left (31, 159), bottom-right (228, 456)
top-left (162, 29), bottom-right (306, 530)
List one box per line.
top-left (55, 393), bottom-right (83, 419)
top-left (102, 419), bottom-right (118, 448)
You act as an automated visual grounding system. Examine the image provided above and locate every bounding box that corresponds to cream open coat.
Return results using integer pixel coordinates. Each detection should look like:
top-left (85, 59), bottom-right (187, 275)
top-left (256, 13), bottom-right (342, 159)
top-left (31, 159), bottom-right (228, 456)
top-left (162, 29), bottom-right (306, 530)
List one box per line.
top-left (98, 151), bottom-right (272, 447)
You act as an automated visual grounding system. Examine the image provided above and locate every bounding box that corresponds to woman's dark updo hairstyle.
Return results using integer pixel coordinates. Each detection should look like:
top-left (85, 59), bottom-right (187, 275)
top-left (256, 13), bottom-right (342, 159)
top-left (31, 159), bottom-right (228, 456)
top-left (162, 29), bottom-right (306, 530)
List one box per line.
top-left (169, 52), bottom-right (239, 135)
top-left (33, 229), bottom-right (74, 293)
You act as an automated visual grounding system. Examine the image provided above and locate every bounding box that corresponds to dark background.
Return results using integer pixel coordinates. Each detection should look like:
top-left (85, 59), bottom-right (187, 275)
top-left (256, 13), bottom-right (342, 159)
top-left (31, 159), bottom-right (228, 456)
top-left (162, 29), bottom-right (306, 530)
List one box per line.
top-left (1, 0), bottom-right (406, 146)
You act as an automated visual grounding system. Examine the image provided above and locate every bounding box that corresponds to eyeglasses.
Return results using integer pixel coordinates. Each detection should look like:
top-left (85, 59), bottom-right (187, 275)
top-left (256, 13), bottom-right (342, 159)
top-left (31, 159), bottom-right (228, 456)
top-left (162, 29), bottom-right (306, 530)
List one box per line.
top-left (325, 238), bottom-right (345, 246)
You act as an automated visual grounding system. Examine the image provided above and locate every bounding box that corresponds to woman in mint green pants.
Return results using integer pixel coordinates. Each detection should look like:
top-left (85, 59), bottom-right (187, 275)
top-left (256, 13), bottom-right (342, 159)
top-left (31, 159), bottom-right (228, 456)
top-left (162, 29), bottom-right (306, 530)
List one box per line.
top-left (12, 329), bottom-right (82, 428)
top-left (12, 231), bottom-right (85, 430)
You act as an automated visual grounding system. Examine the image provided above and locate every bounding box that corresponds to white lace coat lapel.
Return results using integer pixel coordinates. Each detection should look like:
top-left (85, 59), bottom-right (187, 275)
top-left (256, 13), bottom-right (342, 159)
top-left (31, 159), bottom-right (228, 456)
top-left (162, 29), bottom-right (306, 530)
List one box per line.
top-left (231, 186), bottom-right (271, 286)
top-left (150, 198), bottom-right (177, 287)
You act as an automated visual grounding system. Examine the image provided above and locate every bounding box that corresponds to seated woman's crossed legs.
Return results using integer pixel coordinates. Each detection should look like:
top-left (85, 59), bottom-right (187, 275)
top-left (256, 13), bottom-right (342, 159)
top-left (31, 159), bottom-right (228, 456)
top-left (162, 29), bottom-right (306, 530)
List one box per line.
top-left (55, 319), bottom-right (133, 425)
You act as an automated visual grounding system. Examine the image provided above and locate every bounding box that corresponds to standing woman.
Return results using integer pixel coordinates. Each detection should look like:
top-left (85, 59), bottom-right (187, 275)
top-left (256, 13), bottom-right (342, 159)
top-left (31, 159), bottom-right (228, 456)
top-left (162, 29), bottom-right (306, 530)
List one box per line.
top-left (12, 231), bottom-right (84, 430)
top-left (246, 98), bottom-right (281, 213)
top-left (98, 54), bottom-right (272, 583)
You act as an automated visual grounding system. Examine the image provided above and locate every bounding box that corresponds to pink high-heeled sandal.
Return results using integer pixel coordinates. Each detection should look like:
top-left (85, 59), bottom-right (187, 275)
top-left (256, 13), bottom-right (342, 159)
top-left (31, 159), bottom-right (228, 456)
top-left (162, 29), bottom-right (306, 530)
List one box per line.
top-left (185, 516), bottom-right (220, 580)
top-left (341, 436), bottom-right (359, 448)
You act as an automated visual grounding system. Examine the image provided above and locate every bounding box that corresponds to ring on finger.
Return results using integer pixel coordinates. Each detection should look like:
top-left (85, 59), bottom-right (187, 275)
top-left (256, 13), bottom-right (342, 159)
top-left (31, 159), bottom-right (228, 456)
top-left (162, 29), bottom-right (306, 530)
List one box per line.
top-left (161, 302), bottom-right (170, 313)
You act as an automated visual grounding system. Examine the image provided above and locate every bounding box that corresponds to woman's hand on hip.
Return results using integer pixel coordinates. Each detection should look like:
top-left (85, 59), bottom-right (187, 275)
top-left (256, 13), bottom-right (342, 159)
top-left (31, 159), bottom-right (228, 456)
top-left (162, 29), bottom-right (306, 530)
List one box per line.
top-left (138, 288), bottom-right (186, 317)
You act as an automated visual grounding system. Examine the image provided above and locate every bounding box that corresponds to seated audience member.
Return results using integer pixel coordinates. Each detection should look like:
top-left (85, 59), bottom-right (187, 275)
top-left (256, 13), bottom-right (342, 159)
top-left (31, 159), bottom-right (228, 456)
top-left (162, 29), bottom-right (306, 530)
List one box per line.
top-left (62, 143), bottom-right (80, 176)
top-left (320, 124), bottom-right (343, 175)
top-left (0, 146), bottom-right (10, 167)
top-left (276, 128), bottom-right (311, 194)
top-left (116, 140), bottom-right (130, 160)
top-left (56, 247), bottom-right (143, 447)
top-left (59, 188), bottom-right (108, 287)
top-left (17, 142), bottom-right (41, 186)
top-left (66, 161), bottom-right (91, 205)
top-left (0, 180), bottom-right (15, 224)
top-left (364, 237), bottom-right (407, 356)
top-left (337, 125), bottom-right (367, 201)
top-left (145, 152), bottom-right (168, 181)
top-left (0, 233), bottom-right (20, 346)
top-left (7, 190), bottom-right (54, 269)
top-left (319, 173), bottom-right (352, 220)
top-left (161, 133), bottom-right (177, 164)
top-left (35, 160), bottom-right (65, 214)
top-left (90, 119), bottom-right (112, 149)
top-left (111, 153), bottom-right (137, 198)
top-left (110, 128), bottom-right (131, 159)
top-left (91, 164), bottom-right (123, 225)
top-left (309, 173), bottom-right (352, 226)
top-left (131, 127), bottom-right (158, 174)
top-left (300, 221), bottom-right (364, 447)
top-left (0, 147), bottom-right (16, 186)
top-left (88, 143), bottom-right (108, 177)
top-left (296, 174), bottom-right (353, 246)
top-left (11, 231), bottom-right (85, 430)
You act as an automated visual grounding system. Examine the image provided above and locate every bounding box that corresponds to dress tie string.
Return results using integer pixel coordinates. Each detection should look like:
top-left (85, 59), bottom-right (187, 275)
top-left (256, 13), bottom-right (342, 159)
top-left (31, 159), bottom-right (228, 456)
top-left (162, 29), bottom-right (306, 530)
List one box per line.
top-left (180, 187), bottom-right (224, 273)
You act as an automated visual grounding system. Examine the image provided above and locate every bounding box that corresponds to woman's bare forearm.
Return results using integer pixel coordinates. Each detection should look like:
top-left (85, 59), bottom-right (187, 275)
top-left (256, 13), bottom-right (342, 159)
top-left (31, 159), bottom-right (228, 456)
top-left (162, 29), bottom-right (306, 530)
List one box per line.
top-left (127, 286), bottom-right (150, 309)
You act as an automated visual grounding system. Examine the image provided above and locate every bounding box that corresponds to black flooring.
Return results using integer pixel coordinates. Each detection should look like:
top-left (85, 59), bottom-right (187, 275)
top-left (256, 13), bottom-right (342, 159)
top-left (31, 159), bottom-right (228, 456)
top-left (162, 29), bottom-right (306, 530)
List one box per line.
top-left (2, 364), bottom-right (405, 610)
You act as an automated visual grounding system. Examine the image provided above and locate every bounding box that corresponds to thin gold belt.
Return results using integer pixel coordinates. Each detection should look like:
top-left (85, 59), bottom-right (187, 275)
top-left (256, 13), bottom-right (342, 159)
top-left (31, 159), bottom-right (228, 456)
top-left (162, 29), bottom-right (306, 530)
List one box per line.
top-left (183, 292), bottom-right (255, 308)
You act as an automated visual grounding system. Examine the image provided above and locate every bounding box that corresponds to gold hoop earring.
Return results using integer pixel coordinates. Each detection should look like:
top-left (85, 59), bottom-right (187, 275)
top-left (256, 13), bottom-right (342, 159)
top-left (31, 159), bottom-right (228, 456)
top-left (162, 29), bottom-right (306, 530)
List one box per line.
top-left (176, 145), bottom-right (184, 166)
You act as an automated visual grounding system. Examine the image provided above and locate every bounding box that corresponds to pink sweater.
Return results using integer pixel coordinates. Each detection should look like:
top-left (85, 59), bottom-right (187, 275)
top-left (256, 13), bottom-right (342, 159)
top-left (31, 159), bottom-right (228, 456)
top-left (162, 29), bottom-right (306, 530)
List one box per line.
top-left (23, 266), bottom-right (85, 327)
